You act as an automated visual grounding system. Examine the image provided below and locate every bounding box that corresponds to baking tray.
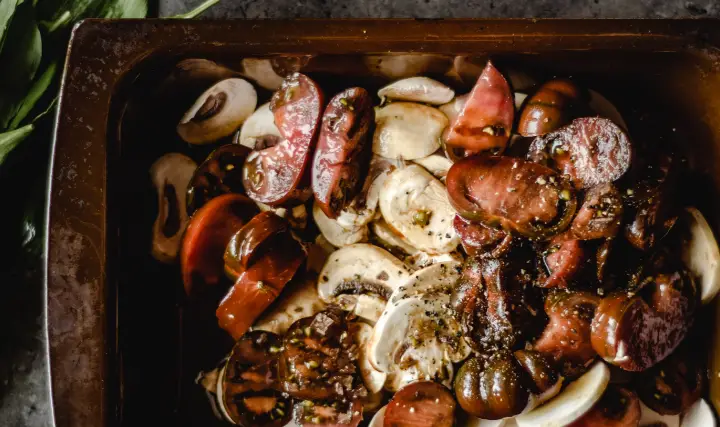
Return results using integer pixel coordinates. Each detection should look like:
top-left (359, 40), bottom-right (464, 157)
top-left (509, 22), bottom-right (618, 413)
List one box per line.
top-left (46, 18), bottom-right (720, 427)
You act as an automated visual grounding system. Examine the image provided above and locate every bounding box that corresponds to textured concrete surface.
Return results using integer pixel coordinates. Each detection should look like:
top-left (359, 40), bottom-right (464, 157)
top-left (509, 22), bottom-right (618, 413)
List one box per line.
top-left (1, 1), bottom-right (719, 427)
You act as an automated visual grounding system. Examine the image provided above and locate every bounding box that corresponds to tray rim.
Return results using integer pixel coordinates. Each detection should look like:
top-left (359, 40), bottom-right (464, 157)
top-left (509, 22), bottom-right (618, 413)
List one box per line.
top-left (45, 18), bottom-right (720, 427)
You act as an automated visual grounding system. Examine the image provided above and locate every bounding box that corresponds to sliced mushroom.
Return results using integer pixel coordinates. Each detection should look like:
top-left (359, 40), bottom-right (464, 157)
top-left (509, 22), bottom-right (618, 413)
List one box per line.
top-left (317, 243), bottom-right (411, 303)
top-left (336, 293), bottom-right (387, 324)
top-left (379, 165), bottom-right (460, 254)
top-left (369, 294), bottom-right (471, 385)
top-left (390, 259), bottom-right (462, 303)
top-left (238, 58), bottom-right (285, 90)
top-left (681, 399), bottom-right (715, 427)
top-left (371, 219), bottom-right (419, 256)
top-left (313, 202), bottom-right (368, 247)
top-left (335, 155), bottom-right (404, 229)
top-left (681, 207), bottom-right (720, 304)
top-left (350, 322), bottom-right (387, 394)
top-left (373, 103), bottom-right (448, 160)
top-left (150, 153), bottom-right (197, 263)
top-left (413, 153), bottom-right (453, 181)
top-left (364, 54), bottom-right (452, 79)
top-left (238, 102), bottom-right (282, 149)
top-left (588, 89), bottom-right (627, 130)
top-left (251, 277), bottom-right (326, 335)
top-left (404, 251), bottom-right (463, 270)
top-left (639, 401), bottom-right (679, 427)
top-left (178, 78), bottom-right (258, 144)
top-left (515, 362), bottom-right (610, 427)
top-left (378, 77), bottom-right (455, 105)
top-left (369, 406), bottom-right (387, 427)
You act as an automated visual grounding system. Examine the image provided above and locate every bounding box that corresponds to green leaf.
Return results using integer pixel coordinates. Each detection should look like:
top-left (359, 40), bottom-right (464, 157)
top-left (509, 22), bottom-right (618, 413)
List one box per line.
top-left (0, 124), bottom-right (33, 166)
top-left (0, 2), bottom-right (42, 130)
top-left (99, 0), bottom-right (147, 19)
top-left (9, 62), bottom-right (57, 130)
top-left (170, 0), bottom-right (219, 19)
top-left (0, 0), bottom-right (19, 51)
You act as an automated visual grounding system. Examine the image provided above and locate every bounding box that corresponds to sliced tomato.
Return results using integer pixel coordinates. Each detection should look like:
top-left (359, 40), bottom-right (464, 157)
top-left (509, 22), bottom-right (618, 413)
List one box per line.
top-left (243, 73), bottom-right (324, 206)
top-left (384, 381), bottom-right (455, 427)
top-left (180, 193), bottom-right (258, 295)
top-left (186, 144), bottom-right (251, 215)
top-left (541, 235), bottom-right (586, 288)
top-left (230, 330), bottom-right (284, 367)
top-left (222, 361), bottom-right (292, 427)
top-left (312, 87), bottom-right (374, 218)
top-left (453, 214), bottom-right (512, 258)
top-left (294, 399), bottom-right (363, 426)
top-left (224, 211), bottom-right (290, 281)
top-left (518, 79), bottom-right (584, 137)
top-left (445, 60), bottom-right (514, 154)
top-left (216, 239), bottom-right (305, 340)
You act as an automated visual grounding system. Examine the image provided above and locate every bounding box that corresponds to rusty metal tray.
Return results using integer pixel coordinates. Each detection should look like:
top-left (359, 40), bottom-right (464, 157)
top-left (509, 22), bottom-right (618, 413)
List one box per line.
top-left (46, 18), bottom-right (720, 426)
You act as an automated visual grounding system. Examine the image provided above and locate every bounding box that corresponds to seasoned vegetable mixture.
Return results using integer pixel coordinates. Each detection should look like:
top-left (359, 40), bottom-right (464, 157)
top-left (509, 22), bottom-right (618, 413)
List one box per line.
top-left (150, 57), bottom-right (720, 427)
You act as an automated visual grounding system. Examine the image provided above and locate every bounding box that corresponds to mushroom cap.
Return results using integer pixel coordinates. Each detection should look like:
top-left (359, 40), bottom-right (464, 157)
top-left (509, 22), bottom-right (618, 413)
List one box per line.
top-left (373, 102), bottom-right (447, 160)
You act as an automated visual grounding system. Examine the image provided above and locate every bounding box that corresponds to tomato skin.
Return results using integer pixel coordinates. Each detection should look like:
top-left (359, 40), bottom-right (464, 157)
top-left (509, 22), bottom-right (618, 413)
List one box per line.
top-left (224, 211), bottom-right (290, 281)
top-left (445, 60), bottom-right (514, 155)
top-left (216, 239), bottom-right (305, 340)
top-left (453, 214), bottom-right (512, 258)
top-left (187, 144), bottom-right (251, 215)
top-left (591, 272), bottom-right (697, 372)
top-left (243, 73), bottom-right (324, 206)
top-left (180, 194), bottom-right (258, 295)
top-left (568, 386), bottom-right (640, 427)
top-left (312, 87), bottom-right (374, 218)
top-left (294, 400), bottom-right (363, 427)
top-left (384, 381), bottom-right (455, 427)
top-left (518, 79), bottom-right (584, 137)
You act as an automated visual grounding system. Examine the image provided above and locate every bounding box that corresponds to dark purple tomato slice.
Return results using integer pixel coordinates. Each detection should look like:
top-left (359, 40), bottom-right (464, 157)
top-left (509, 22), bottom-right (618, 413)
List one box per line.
top-left (634, 347), bottom-right (704, 415)
top-left (453, 214), bottom-right (512, 258)
top-left (230, 330), bottom-right (284, 367)
top-left (541, 234), bottom-right (586, 288)
top-left (293, 399), bottom-right (363, 427)
top-left (187, 144), bottom-right (251, 215)
top-left (570, 183), bottom-right (624, 240)
top-left (527, 117), bottom-right (632, 189)
top-left (385, 381), bottom-right (455, 427)
top-left (222, 360), bottom-right (292, 427)
top-left (445, 60), bottom-right (514, 155)
top-left (243, 73), bottom-right (324, 206)
top-left (312, 87), bottom-right (374, 218)
top-left (518, 79), bottom-right (585, 137)
top-left (180, 193), bottom-right (258, 295)
top-left (224, 211), bottom-right (290, 281)
top-left (446, 155), bottom-right (577, 240)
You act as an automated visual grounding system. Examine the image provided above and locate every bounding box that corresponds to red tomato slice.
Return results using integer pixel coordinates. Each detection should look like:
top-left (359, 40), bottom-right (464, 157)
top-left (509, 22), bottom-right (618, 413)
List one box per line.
top-left (180, 193), bottom-right (258, 295)
top-left (217, 239), bottom-right (305, 340)
top-left (384, 381), bottom-right (455, 427)
top-left (224, 211), bottom-right (290, 281)
top-left (445, 60), bottom-right (514, 154)
top-left (312, 87), bottom-right (374, 218)
top-left (243, 73), bottom-right (324, 206)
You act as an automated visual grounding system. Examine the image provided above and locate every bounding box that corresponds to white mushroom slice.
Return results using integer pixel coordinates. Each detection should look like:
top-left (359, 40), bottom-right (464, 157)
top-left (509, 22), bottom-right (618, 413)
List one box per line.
top-left (515, 362), bottom-right (610, 427)
top-left (150, 153), bottom-right (197, 263)
top-left (524, 377), bottom-right (564, 412)
top-left (370, 294), bottom-right (470, 379)
top-left (313, 202), bottom-right (368, 247)
top-left (371, 219), bottom-right (420, 256)
top-left (588, 89), bottom-right (628, 130)
top-left (177, 78), bottom-right (257, 144)
top-left (373, 103), bottom-right (448, 160)
top-left (352, 294), bottom-right (387, 324)
top-left (514, 92), bottom-right (528, 111)
top-left (239, 58), bottom-right (284, 91)
top-left (681, 207), bottom-right (720, 304)
top-left (318, 243), bottom-right (411, 302)
top-left (640, 401), bottom-right (679, 427)
top-left (404, 251), bottom-right (463, 270)
top-left (378, 77), bottom-right (454, 105)
top-left (252, 278), bottom-right (326, 335)
top-left (350, 322), bottom-right (388, 394)
top-left (413, 153), bottom-right (453, 181)
top-left (336, 156), bottom-right (404, 229)
top-left (390, 259), bottom-right (462, 303)
top-left (369, 406), bottom-right (387, 427)
top-left (384, 361), bottom-right (455, 392)
top-left (379, 165), bottom-right (460, 254)
top-left (238, 102), bottom-right (282, 149)
top-left (364, 54), bottom-right (452, 80)
top-left (681, 399), bottom-right (715, 427)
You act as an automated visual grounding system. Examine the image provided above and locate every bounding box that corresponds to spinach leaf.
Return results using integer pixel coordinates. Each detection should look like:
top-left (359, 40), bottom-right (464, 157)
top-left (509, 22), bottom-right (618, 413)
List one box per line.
top-left (0, 2), bottom-right (42, 130)
top-left (0, 124), bottom-right (34, 165)
top-left (100, 0), bottom-right (147, 18)
top-left (0, 0), bottom-right (19, 51)
top-left (8, 62), bottom-right (57, 130)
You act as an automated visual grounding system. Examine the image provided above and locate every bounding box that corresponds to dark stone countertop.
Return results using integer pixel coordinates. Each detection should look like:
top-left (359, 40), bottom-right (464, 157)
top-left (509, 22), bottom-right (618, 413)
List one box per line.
top-left (1, 1), bottom-right (718, 427)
